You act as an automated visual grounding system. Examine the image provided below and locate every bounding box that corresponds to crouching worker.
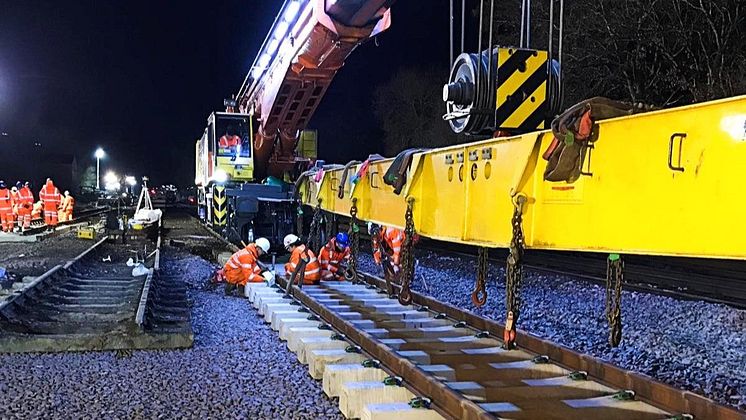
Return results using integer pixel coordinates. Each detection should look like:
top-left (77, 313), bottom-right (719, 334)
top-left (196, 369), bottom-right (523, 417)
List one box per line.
top-left (223, 237), bottom-right (272, 297)
top-left (370, 222), bottom-right (404, 279)
top-left (319, 232), bottom-right (351, 281)
top-left (283, 234), bottom-right (321, 285)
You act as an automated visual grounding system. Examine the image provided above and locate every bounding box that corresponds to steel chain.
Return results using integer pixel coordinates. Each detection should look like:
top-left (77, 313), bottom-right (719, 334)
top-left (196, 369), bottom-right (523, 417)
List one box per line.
top-left (471, 247), bottom-right (489, 306)
top-left (504, 194), bottom-right (526, 350)
top-left (296, 204), bottom-right (304, 238)
top-left (398, 198), bottom-right (416, 305)
top-left (306, 198), bottom-right (322, 253)
top-left (324, 212), bottom-right (334, 246)
top-left (348, 198), bottom-right (360, 283)
top-left (606, 254), bottom-right (624, 347)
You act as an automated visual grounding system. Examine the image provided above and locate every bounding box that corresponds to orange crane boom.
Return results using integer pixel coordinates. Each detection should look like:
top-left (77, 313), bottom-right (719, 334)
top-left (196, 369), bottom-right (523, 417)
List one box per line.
top-left (236, 0), bottom-right (395, 179)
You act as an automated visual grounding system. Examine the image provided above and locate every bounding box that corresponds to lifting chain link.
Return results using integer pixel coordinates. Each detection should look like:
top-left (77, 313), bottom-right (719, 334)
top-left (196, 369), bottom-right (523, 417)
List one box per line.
top-left (504, 194), bottom-right (526, 350)
top-left (306, 198), bottom-right (322, 253)
top-left (606, 254), bottom-right (624, 347)
top-left (324, 212), bottom-right (335, 246)
top-left (347, 198), bottom-right (360, 283)
top-left (295, 203), bottom-right (304, 238)
top-left (471, 247), bottom-right (489, 307)
top-left (398, 198), bottom-right (416, 305)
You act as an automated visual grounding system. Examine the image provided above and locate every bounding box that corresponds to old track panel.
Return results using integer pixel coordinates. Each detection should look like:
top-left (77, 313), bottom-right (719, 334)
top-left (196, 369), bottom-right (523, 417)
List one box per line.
top-left (0, 236), bottom-right (192, 353)
top-left (301, 95), bottom-right (746, 259)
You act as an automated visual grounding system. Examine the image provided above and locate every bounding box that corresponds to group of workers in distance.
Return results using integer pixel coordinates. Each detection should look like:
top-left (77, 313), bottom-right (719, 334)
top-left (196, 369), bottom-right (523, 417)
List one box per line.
top-left (0, 178), bottom-right (74, 233)
top-left (222, 222), bottom-right (405, 297)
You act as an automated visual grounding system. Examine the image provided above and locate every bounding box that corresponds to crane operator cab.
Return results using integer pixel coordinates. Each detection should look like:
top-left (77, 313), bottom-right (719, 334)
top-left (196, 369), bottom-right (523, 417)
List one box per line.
top-left (209, 112), bottom-right (255, 182)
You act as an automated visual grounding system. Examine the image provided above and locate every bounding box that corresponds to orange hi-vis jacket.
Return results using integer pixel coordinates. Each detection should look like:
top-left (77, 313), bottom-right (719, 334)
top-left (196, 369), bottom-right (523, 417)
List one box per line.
top-left (61, 195), bottom-right (75, 212)
top-left (0, 188), bottom-right (12, 212)
top-left (18, 187), bottom-right (34, 208)
top-left (39, 182), bottom-right (61, 211)
top-left (223, 244), bottom-right (264, 286)
top-left (10, 189), bottom-right (20, 213)
top-left (373, 226), bottom-right (404, 265)
top-left (318, 238), bottom-right (351, 274)
top-left (285, 244), bottom-right (321, 284)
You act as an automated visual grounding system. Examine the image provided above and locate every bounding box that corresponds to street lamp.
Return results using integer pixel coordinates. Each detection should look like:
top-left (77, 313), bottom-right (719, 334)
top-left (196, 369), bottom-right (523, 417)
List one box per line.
top-left (94, 148), bottom-right (105, 190)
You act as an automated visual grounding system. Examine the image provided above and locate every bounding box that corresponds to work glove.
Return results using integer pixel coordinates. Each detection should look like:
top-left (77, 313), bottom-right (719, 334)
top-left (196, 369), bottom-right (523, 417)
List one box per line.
top-left (262, 271), bottom-right (276, 286)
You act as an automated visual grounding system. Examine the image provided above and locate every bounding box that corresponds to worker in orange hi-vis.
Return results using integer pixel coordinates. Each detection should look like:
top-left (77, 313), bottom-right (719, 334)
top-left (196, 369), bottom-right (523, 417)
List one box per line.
top-left (369, 222), bottom-right (405, 275)
top-left (10, 183), bottom-right (21, 232)
top-left (16, 182), bottom-right (34, 231)
top-left (283, 234), bottom-right (321, 285)
top-left (223, 237), bottom-right (272, 297)
top-left (0, 181), bottom-right (14, 233)
top-left (38, 178), bottom-right (61, 227)
top-left (31, 200), bottom-right (43, 222)
top-left (59, 190), bottom-right (75, 222)
top-left (318, 232), bottom-right (351, 281)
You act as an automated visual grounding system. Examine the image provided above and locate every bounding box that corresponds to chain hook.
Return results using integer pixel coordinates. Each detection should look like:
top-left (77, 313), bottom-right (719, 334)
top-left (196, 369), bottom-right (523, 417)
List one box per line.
top-left (471, 247), bottom-right (489, 306)
top-left (504, 192), bottom-right (527, 350)
top-left (606, 253), bottom-right (624, 347)
top-left (398, 197), bottom-right (416, 305)
top-left (348, 198), bottom-right (360, 283)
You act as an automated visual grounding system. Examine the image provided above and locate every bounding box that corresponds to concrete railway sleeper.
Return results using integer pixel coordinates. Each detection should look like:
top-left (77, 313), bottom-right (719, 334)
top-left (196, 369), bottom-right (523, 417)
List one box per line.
top-left (0, 227), bottom-right (192, 353)
top-left (246, 272), bottom-right (745, 420)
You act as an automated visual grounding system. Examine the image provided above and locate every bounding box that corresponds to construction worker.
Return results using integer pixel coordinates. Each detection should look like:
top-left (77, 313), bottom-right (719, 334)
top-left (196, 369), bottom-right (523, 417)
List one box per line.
top-left (318, 232), bottom-right (351, 281)
top-left (59, 190), bottom-right (75, 222)
top-left (0, 181), bottom-right (13, 233)
top-left (10, 184), bottom-right (20, 231)
top-left (17, 182), bottom-right (34, 231)
top-left (39, 178), bottom-right (61, 227)
top-left (31, 200), bottom-right (43, 222)
top-left (283, 234), bottom-right (321, 285)
top-left (223, 237), bottom-right (272, 297)
top-left (370, 222), bottom-right (404, 273)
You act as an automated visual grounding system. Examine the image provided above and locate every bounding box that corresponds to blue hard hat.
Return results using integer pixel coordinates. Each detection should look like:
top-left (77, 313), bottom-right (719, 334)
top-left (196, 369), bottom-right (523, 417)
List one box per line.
top-left (335, 232), bottom-right (349, 248)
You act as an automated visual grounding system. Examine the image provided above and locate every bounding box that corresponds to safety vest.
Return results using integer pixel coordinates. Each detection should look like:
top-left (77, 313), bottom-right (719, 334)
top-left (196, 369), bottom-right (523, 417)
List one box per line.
top-left (287, 244), bottom-right (320, 284)
top-left (224, 244), bottom-right (264, 285)
top-left (39, 184), bottom-right (61, 206)
top-left (373, 227), bottom-right (404, 265)
top-left (18, 187), bottom-right (34, 206)
top-left (318, 238), bottom-right (350, 273)
top-left (0, 189), bottom-right (11, 211)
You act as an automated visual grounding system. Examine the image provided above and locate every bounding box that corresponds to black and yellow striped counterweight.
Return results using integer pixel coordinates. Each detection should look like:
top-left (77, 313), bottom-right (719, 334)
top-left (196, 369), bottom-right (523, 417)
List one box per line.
top-left (443, 47), bottom-right (553, 135)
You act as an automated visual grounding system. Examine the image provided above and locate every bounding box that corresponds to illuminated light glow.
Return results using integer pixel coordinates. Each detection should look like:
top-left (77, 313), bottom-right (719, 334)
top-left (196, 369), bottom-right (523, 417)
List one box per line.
top-left (125, 176), bottom-right (137, 186)
top-left (274, 20), bottom-right (290, 41)
top-left (104, 171), bottom-right (118, 184)
top-left (284, 1), bottom-right (301, 23)
top-left (95, 148), bottom-right (105, 159)
top-left (721, 114), bottom-right (746, 141)
top-left (258, 53), bottom-right (271, 69)
top-left (266, 38), bottom-right (280, 55)
top-left (214, 169), bottom-right (228, 183)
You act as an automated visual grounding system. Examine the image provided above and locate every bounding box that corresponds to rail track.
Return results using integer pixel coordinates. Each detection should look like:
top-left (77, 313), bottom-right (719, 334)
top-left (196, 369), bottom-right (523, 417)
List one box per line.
top-left (20, 205), bottom-right (110, 237)
top-left (246, 272), bottom-right (744, 420)
top-left (0, 223), bottom-right (192, 353)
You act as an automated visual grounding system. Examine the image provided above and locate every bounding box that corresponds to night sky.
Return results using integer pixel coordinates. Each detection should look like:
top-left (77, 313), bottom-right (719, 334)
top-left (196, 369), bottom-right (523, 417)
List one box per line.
top-left (0, 1), bottom-right (455, 188)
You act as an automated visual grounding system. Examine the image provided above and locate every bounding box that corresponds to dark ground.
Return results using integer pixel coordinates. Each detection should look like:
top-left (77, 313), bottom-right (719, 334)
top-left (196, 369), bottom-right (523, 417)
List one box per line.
top-left (0, 213), bottom-right (344, 419)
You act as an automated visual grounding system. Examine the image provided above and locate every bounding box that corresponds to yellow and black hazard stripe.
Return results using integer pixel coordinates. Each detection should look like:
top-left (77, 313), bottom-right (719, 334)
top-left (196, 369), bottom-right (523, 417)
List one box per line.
top-left (212, 186), bottom-right (227, 227)
top-left (495, 48), bottom-right (549, 131)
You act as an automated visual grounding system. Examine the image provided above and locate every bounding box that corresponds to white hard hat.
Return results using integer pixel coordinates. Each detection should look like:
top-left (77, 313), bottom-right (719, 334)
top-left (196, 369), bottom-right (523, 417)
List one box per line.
top-left (283, 234), bottom-right (300, 248)
top-left (255, 237), bottom-right (270, 253)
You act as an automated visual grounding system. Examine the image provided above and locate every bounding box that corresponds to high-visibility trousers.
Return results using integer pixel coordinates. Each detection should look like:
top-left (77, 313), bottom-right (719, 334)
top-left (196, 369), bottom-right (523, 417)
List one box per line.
top-left (17, 206), bottom-right (31, 229)
top-left (44, 209), bottom-right (58, 226)
top-left (0, 209), bottom-right (12, 232)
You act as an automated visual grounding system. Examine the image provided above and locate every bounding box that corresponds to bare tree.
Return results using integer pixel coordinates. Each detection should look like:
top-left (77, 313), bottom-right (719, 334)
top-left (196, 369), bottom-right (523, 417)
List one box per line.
top-left (373, 68), bottom-right (464, 155)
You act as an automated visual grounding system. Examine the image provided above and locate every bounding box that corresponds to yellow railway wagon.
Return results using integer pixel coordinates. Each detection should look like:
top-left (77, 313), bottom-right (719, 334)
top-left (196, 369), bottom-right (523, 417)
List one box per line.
top-left (300, 95), bottom-right (746, 260)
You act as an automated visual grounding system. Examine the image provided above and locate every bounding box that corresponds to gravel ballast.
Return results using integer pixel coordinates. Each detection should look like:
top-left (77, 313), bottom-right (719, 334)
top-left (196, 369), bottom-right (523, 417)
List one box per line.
top-left (0, 214), bottom-right (344, 419)
top-left (358, 249), bottom-right (746, 411)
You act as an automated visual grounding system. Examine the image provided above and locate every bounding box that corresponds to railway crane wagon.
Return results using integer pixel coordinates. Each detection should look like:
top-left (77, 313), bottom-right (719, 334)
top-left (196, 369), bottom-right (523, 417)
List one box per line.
top-left (195, 0), bottom-right (396, 246)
